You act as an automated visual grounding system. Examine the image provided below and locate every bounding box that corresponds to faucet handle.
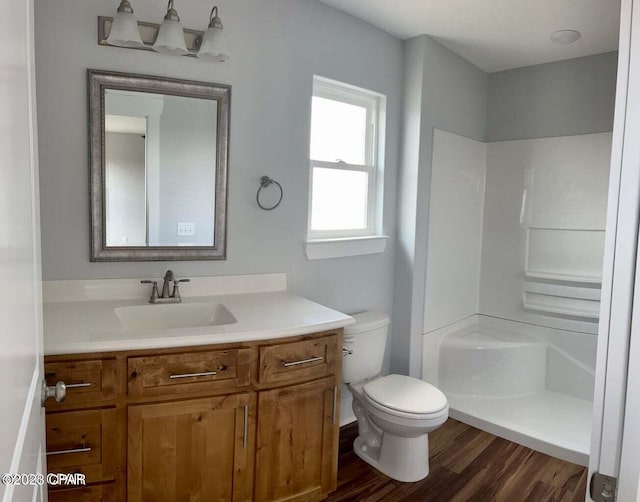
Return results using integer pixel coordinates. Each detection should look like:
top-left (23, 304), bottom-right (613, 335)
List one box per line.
top-left (171, 279), bottom-right (189, 301)
top-left (141, 280), bottom-right (159, 302)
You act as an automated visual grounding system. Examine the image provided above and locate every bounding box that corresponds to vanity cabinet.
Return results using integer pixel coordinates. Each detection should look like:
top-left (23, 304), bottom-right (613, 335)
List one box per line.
top-left (255, 377), bottom-right (339, 502)
top-left (254, 336), bottom-right (340, 502)
top-left (44, 330), bottom-right (342, 502)
top-left (128, 393), bottom-right (255, 502)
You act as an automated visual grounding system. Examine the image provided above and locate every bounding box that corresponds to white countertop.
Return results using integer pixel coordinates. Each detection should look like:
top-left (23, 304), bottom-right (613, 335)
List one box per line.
top-left (44, 292), bottom-right (355, 355)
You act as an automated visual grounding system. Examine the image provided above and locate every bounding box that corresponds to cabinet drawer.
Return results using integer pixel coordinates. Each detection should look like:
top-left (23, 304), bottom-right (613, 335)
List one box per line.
top-left (46, 409), bottom-right (116, 484)
top-left (128, 348), bottom-right (251, 397)
top-left (259, 336), bottom-right (338, 385)
top-left (48, 484), bottom-right (115, 502)
top-left (44, 359), bottom-right (116, 409)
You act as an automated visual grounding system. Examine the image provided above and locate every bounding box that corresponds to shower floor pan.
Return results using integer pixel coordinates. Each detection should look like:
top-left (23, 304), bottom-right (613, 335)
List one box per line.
top-left (439, 327), bottom-right (592, 466)
top-left (447, 392), bottom-right (591, 466)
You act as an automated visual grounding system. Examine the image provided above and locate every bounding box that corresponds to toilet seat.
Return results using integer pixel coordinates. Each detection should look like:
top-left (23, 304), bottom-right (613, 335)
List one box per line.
top-left (363, 374), bottom-right (448, 420)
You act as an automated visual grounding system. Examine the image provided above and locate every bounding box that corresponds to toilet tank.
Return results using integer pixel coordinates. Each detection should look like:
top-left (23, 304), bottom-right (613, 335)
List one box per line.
top-left (343, 311), bottom-right (390, 384)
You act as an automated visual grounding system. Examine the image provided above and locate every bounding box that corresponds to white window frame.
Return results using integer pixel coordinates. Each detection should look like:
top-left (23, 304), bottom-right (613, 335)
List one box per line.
top-left (307, 77), bottom-right (385, 241)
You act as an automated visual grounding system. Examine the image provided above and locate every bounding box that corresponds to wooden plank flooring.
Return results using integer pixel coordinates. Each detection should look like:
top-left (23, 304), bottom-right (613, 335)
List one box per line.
top-left (327, 419), bottom-right (588, 502)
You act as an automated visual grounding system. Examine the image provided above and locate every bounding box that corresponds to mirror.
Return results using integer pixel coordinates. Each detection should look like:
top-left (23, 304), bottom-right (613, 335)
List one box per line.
top-left (88, 70), bottom-right (229, 261)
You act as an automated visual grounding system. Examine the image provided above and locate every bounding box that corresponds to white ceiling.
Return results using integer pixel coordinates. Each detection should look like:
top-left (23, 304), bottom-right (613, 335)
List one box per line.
top-left (317, 0), bottom-right (621, 72)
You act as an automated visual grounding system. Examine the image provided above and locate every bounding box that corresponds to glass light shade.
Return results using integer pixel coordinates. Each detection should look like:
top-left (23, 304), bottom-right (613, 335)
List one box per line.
top-left (198, 26), bottom-right (229, 62)
top-left (153, 18), bottom-right (188, 56)
top-left (106, 9), bottom-right (143, 48)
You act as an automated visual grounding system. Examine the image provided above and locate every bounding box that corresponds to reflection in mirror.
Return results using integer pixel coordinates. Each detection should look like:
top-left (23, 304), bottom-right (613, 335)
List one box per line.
top-left (105, 114), bottom-right (147, 246)
top-left (104, 90), bottom-right (218, 247)
top-left (89, 70), bottom-right (230, 261)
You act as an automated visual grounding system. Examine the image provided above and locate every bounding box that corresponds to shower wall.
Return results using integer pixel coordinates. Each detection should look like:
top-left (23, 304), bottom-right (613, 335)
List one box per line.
top-left (481, 133), bottom-right (612, 336)
top-left (423, 130), bottom-right (486, 333)
top-left (424, 131), bottom-right (611, 339)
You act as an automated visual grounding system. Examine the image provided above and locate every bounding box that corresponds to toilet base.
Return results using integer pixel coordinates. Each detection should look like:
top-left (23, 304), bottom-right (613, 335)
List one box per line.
top-left (353, 432), bottom-right (430, 482)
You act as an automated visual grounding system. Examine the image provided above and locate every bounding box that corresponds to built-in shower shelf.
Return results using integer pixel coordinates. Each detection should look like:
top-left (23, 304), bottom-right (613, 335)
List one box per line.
top-left (524, 281), bottom-right (601, 301)
top-left (523, 300), bottom-right (600, 320)
top-left (523, 276), bottom-right (601, 321)
top-left (524, 271), bottom-right (602, 285)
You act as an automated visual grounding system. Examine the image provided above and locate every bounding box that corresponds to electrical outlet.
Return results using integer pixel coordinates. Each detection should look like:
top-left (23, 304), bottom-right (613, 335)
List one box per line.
top-left (177, 222), bottom-right (195, 236)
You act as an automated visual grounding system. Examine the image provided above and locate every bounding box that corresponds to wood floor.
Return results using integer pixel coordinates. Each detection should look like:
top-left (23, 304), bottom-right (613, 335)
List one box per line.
top-left (327, 419), bottom-right (588, 502)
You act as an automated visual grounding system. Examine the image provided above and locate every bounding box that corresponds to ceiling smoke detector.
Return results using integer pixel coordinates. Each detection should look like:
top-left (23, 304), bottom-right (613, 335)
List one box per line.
top-left (550, 30), bottom-right (582, 45)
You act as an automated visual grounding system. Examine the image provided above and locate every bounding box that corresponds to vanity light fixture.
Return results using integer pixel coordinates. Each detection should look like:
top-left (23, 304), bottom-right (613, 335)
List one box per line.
top-left (153, 0), bottom-right (188, 56)
top-left (99, 1), bottom-right (229, 61)
top-left (197, 6), bottom-right (229, 62)
top-left (106, 0), bottom-right (143, 48)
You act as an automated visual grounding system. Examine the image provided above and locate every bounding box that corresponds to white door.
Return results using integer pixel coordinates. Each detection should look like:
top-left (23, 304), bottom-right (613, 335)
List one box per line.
top-left (0, 0), bottom-right (46, 501)
top-left (588, 0), bottom-right (640, 500)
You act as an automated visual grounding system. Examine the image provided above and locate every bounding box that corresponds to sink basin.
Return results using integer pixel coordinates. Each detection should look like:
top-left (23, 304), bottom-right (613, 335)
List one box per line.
top-left (115, 303), bottom-right (237, 331)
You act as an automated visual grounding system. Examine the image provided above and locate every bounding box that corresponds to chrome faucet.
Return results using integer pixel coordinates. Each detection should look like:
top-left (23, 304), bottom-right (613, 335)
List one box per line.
top-left (161, 270), bottom-right (175, 298)
top-left (141, 270), bottom-right (190, 304)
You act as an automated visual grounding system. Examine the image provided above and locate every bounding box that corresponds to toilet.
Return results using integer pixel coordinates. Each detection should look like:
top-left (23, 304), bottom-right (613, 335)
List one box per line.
top-left (343, 311), bottom-right (449, 482)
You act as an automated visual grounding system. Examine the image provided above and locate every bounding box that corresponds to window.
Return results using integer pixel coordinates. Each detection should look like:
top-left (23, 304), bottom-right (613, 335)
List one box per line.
top-left (308, 77), bottom-right (385, 247)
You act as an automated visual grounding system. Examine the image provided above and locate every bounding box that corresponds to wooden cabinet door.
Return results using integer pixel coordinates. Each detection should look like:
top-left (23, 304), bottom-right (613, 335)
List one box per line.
top-left (255, 377), bottom-right (339, 502)
top-left (128, 393), bottom-right (255, 502)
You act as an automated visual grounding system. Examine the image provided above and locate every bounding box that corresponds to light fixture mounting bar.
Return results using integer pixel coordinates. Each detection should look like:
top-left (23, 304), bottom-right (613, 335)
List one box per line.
top-left (98, 16), bottom-right (205, 58)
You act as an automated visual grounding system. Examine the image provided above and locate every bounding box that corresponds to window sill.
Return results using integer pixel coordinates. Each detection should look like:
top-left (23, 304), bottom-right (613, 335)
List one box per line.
top-left (305, 235), bottom-right (389, 260)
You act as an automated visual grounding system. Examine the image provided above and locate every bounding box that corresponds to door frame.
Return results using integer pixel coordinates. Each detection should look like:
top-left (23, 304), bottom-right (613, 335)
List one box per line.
top-left (588, 0), bottom-right (640, 499)
top-left (614, 0), bottom-right (640, 497)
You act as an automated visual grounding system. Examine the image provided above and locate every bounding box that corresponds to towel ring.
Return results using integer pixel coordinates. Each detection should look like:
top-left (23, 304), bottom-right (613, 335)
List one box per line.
top-left (256, 176), bottom-right (283, 210)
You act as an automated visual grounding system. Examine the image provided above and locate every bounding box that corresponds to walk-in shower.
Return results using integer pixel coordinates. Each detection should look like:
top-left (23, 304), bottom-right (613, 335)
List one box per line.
top-left (421, 127), bottom-right (612, 466)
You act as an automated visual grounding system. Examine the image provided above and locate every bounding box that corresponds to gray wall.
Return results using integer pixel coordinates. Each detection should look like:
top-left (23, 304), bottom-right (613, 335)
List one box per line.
top-left (486, 52), bottom-right (618, 141)
top-left (392, 35), bottom-right (488, 376)
top-left (35, 0), bottom-right (402, 321)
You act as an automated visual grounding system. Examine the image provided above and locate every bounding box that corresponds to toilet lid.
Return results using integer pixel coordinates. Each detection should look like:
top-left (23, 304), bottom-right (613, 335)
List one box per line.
top-left (363, 374), bottom-right (448, 415)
